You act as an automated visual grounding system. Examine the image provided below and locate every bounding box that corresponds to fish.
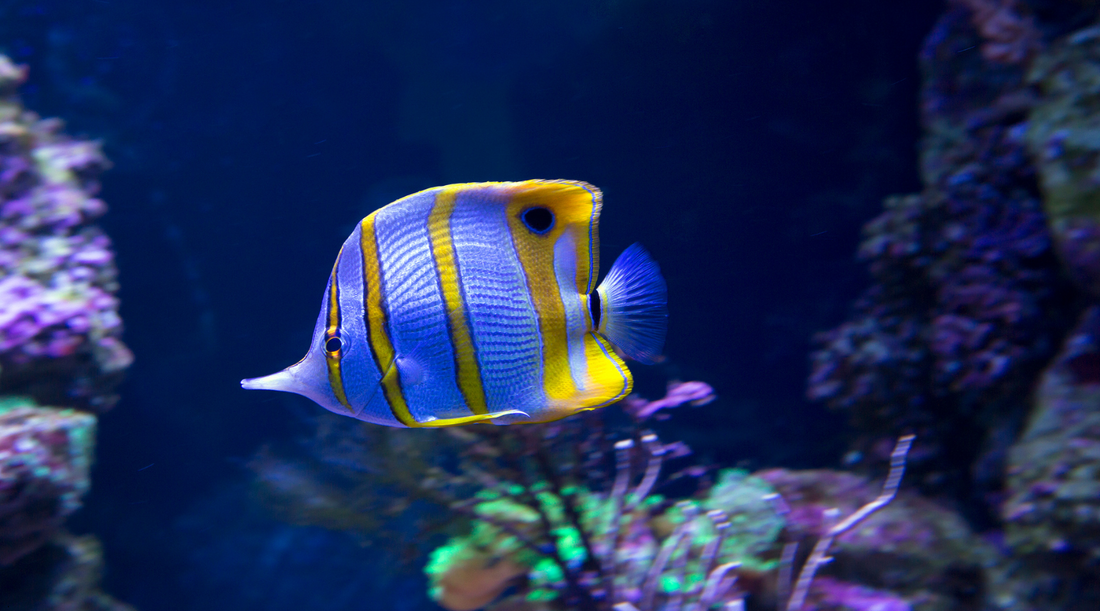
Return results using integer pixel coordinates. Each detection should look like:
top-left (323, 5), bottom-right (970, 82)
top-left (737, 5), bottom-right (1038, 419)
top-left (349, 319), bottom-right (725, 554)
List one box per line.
top-left (241, 180), bottom-right (667, 427)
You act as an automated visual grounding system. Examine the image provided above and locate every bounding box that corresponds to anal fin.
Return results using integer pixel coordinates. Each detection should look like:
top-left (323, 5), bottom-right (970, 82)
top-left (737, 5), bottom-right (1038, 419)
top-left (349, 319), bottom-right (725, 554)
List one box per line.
top-left (579, 332), bottom-right (634, 409)
top-left (536, 332), bottom-right (634, 424)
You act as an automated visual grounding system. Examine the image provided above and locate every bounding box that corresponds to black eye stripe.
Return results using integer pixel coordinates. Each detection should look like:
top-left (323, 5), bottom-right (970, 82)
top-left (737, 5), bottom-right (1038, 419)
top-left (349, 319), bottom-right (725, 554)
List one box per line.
top-left (521, 206), bottom-right (554, 234)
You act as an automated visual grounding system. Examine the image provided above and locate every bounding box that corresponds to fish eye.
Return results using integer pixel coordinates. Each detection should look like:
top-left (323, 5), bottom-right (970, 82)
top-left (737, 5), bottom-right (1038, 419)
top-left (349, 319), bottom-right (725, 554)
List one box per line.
top-left (325, 336), bottom-right (342, 353)
top-left (521, 207), bottom-right (554, 234)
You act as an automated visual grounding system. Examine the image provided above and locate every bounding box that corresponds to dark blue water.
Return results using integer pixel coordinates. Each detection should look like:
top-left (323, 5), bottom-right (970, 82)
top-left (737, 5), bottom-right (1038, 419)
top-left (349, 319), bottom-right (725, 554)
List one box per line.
top-left (0, 2), bottom-right (943, 609)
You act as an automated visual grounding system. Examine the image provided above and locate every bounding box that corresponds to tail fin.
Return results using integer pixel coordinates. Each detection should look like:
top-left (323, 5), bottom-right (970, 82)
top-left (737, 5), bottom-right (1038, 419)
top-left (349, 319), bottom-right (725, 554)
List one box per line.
top-left (594, 243), bottom-right (667, 364)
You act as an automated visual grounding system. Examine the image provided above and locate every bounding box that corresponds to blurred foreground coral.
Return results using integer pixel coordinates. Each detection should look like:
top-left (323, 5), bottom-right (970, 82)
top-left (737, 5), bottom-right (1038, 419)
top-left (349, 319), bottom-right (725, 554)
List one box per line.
top-left (0, 54), bottom-right (133, 610)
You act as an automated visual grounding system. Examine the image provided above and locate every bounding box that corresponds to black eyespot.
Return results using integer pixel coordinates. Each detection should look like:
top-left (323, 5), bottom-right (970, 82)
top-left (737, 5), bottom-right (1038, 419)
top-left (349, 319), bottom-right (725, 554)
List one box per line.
top-left (325, 336), bottom-right (342, 353)
top-left (521, 207), bottom-right (554, 234)
top-left (589, 290), bottom-right (602, 330)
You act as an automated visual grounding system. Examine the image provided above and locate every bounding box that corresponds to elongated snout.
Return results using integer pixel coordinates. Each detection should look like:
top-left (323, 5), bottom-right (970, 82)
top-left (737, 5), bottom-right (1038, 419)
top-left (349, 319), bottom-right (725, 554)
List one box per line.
top-left (241, 367), bottom-right (304, 393)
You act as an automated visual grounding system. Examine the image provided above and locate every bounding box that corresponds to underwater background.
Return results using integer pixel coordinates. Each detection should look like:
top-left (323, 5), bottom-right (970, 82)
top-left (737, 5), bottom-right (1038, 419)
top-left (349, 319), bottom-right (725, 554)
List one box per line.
top-left (3, 1), bottom-right (1100, 610)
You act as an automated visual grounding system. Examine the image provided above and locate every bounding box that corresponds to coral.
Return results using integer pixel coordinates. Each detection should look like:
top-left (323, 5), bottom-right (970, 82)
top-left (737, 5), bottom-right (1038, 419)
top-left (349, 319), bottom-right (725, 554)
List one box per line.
top-left (1002, 305), bottom-right (1100, 558)
top-left (252, 379), bottom-right (744, 611)
top-left (621, 381), bottom-right (716, 421)
top-left (418, 390), bottom-right (938, 611)
top-left (426, 524), bottom-right (531, 611)
top-left (690, 469), bottom-right (785, 573)
top-left (425, 489), bottom-right (655, 611)
top-left (808, 7), bottom-right (1100, 611)
top-left (0, 396), bottom-right (95, 566)
top-left (425, 468), bottom-right (787, 611)
top-left (255, 367), bottom-right (982, 611)
top-left (0, 54), bottom-right (131, 412)
top-left (989, 305), bottom-right (1100, 610)
top-left (953, 0), bottom-right (1040, 64)
top-left (1026, 24), bottom-right (1100, 295)
top-left (803, 577), bottom-right (911, 611)
top-left (807, 6), bottom-right (1074, 506)
top-left (983, 551), bottom-right (1100, 611)
top-left (0, 54), bottom-right (129, 611)
top-left (0, 531), bottom-right (136, 611)
top-left (255, 366), bottom-right (977, 611)
top-left (759, 467), bottom-right (993, 610)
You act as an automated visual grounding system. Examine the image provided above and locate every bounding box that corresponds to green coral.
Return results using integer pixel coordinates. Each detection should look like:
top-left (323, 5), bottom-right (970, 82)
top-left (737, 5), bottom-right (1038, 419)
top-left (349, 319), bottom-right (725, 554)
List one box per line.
top-left (698, 469), bottom-right (785, 571)
top-left (426, 487), bottom-right (608, 603)
top-left (653, 470), bottom-right (784, 595)
top-left (425, 469), bottom-right (786, 607)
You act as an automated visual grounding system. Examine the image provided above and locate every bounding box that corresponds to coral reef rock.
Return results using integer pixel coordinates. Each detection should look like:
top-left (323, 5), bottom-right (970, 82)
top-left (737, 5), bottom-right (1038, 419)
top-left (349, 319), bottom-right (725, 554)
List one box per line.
top-left (0, 54), bottom-right (131, 412)
top-left (997, 304), bottom-right (1100, 609)
top-left (807, 1), bottom-right (1074, 514)
top-left (0, 531), bottom-right (135, 611)
top-left (0, 397), bottom-right (95, 566)
top-left (1027, 24), bottom-right (1100, 296)
top-left (758, 468), bottom-right (994, 611)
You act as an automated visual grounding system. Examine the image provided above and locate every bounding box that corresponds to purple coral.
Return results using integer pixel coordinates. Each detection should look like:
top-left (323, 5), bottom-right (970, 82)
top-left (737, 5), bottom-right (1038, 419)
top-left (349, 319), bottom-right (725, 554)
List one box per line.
top-left (0, 54), bottom-right (131, 411)
top-left (621, 380), bottom-right (716, 421)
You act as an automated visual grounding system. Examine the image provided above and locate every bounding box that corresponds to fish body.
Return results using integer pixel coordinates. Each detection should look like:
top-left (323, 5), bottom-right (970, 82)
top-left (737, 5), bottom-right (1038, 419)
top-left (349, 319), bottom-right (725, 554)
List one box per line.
top-left (242, 180), bottom-right (667, 427)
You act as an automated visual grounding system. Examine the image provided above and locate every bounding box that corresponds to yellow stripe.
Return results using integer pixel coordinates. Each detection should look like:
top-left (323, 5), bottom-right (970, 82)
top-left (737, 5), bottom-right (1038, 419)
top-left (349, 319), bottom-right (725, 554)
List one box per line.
top-left (428, 187), bottom-right (488, 416)
top-left (324, 256), bottom-right (352, 413)
top-left (504, 199), bottom-right (576, 405)
top-left (360, 214), bottom-right (417, 427)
